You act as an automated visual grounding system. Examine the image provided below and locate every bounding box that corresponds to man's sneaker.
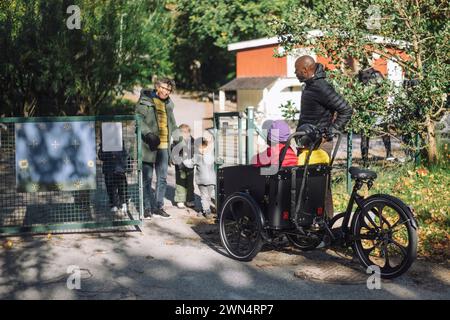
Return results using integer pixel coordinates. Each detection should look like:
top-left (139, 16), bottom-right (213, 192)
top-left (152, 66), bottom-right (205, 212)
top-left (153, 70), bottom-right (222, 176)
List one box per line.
top-left (186, 201), bottom-right (195, 208)
top-left (121, 203), bottom-right (128, 213)
top-left (176, 202), bottom-right (186, 209)
top-left (386, 155), bottom-right (395, 161)
top-left (143, 208), bottom-right (152, 220)
top-left (153, 208), bottom-right (171, 219)
top-left (110, 206), bottom-right (118, 213)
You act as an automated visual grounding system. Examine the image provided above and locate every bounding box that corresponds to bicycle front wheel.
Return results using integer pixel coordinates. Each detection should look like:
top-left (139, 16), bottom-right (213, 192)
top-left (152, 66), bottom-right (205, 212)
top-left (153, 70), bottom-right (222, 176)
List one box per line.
top-left (352, 194), bottom-right (418, 279)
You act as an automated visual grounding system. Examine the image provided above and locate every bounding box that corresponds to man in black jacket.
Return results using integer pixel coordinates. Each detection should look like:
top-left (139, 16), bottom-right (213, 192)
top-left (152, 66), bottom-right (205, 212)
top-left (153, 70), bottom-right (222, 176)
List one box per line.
top-left (295, 55), bottom-right (353, 220)
top-left (295, 55), bottom-right (353, 134)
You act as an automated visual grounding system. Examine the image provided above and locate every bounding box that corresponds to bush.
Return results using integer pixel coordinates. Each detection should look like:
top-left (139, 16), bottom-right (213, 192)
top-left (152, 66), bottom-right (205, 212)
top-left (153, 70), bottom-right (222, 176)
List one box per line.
top-left (332, 162), bottom-right (450, 261)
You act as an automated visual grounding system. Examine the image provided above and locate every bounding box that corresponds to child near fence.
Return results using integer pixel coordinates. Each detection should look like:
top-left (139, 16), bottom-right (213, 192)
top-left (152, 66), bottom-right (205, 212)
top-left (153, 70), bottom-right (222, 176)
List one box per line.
top-left (183, 136), bottom-right (216, 218)
top-left (171, 124), bottom-right (195, 209)
top-left (98, 142), bottom-right (129, 214)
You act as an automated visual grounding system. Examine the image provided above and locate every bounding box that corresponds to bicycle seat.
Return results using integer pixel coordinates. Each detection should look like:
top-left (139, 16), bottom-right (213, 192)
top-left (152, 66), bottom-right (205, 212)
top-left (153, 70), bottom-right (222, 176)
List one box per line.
top-left (349, 167), bottom-right (377, 180)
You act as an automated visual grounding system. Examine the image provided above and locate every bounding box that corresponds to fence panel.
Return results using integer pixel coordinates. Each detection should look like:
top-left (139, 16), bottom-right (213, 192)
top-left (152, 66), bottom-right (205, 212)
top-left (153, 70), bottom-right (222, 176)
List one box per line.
top-left (0, 115), bottom-right (142, 235)
top-left (214, 113), bottom-right (246, 166)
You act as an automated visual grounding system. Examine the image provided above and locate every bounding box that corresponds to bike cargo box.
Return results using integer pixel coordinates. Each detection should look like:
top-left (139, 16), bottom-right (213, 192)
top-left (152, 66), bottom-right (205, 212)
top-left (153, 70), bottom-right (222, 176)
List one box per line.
top-left (217, 165), bottom-right (331, 229)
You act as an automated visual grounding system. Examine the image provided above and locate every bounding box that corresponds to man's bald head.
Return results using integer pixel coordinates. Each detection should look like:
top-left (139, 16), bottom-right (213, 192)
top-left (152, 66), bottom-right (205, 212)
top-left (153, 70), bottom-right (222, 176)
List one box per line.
top-left (295, 55), bottom-right (316, 82)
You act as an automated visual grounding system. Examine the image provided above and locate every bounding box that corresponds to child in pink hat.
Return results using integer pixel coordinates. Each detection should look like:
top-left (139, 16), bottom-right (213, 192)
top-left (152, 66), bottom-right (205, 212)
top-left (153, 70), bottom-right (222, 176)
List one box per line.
top-left (252, 120), bottom-right (297, 167)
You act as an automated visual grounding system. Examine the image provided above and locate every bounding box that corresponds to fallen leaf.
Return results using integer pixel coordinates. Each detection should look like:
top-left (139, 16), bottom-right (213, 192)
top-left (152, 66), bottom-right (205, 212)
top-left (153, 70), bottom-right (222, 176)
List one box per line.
top-left (3, 240), bottom-right (13, 249)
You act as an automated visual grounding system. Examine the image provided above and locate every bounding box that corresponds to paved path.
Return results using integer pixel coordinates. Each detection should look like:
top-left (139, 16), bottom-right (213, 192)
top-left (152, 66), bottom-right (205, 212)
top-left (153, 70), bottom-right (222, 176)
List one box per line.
top-left (0, 209), bottom-right (449, 299)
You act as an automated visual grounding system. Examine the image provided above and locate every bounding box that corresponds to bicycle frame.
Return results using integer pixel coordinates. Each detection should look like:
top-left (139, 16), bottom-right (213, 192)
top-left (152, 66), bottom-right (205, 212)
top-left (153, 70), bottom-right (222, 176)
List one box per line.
top-left (341, 179), bottom-right (370, 235)
top-left (279, 129), bottom-right (343, 233)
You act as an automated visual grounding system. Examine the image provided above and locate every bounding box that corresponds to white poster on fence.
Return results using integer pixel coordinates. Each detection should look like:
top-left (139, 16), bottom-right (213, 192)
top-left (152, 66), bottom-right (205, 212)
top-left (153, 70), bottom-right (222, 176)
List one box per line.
top-left (101, 122), bottom-right (123, 152)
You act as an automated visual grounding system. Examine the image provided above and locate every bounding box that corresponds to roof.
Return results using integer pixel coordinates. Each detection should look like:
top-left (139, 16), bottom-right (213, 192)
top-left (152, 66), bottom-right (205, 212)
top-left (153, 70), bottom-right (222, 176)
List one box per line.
top-left (228, 30), bottom-right (410, 52)
top-left (228, 37), bottom-right (279, 52)
top-left (228, 30), bottom-right (323, 52)
top-left (219, 77), bottom-right (279, 91)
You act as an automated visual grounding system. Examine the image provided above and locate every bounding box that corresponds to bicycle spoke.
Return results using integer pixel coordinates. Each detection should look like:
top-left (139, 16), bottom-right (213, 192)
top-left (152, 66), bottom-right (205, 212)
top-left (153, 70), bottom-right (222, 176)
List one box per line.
top-left (381, 214), bottom-right (394, 228)
top-left (362, 245), bottom-right (376, 256)
top-left (388, 238), bottom-right (408, 258)
top-left (375, 204), bottom-right (385, 228)
top-left (359, 233), bottom-right (378, 240)
top-left (391, 218), bottom-right (409, 232)
top-left (363, 211), bottom-right (379, 230)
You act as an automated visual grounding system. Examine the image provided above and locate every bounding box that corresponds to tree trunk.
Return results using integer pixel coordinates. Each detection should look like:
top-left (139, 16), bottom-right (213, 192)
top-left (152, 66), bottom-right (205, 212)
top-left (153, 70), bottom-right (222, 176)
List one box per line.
top-left (23, 98), bottom-right (37, 117)
top-left (425, 115), bottom-right (438, 164)
top-left (77, 101), bottom-right (87, 115)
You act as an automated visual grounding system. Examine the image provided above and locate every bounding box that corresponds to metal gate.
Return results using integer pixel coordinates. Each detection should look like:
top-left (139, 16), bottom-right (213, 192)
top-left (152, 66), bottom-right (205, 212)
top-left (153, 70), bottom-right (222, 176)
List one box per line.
top-left (0, 115), bottom-right (143, 235)
top-left (213, 107), bottom-right (267, 168)
top-left (213, 111), bottom-right (246, 166)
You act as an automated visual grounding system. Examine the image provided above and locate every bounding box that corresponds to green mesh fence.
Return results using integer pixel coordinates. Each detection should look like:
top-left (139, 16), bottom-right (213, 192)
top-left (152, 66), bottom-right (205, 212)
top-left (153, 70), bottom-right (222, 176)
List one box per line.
top-left (0, 115), bottom-right (143, 235)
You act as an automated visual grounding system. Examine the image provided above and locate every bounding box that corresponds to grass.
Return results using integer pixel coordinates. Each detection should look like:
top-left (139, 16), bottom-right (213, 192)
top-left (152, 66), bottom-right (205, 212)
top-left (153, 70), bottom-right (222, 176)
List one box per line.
top-left (332, 160), bottom-right (450, 262)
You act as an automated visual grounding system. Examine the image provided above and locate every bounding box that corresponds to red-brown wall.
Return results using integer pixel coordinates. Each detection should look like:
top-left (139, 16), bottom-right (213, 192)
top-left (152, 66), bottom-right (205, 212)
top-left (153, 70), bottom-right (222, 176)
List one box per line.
top-left (234, 44), bottom-right (408, 78)
top-left (236, 45), bottom-right (287, 77)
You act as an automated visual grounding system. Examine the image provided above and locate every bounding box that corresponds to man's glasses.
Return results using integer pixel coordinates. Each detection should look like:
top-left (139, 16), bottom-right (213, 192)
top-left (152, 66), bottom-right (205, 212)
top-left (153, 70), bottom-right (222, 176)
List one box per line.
top-left (159, 86), bottom-right (172, 93)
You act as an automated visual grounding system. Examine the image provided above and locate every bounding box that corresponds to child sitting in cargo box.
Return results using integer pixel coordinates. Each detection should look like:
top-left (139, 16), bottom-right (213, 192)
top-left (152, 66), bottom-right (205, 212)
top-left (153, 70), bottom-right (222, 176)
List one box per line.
top-left (252, 120), bottom-right (298, 168)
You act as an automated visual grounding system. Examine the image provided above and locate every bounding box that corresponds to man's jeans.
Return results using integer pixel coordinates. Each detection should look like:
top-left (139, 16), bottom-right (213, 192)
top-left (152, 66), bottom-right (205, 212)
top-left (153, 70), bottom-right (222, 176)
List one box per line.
top-left (143, 149), bottom-right (169, 211)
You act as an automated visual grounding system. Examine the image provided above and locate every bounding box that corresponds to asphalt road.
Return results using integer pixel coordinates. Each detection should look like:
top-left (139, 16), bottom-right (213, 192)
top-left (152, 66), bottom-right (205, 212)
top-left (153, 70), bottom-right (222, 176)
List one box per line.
top-left (0, 206), bottom-right (449, 300)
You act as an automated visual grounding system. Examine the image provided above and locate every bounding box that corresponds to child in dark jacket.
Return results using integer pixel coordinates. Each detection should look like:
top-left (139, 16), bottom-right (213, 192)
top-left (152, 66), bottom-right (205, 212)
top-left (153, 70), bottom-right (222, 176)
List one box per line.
top-left (171, 124), bottom-right (195, 209)
top-left (98, 142), bottom-right (129, 213)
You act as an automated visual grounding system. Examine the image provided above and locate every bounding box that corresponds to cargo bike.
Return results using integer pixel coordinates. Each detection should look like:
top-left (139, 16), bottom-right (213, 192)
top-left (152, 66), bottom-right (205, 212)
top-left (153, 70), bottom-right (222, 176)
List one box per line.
top-left (217, 126), bottom-right (418, 279)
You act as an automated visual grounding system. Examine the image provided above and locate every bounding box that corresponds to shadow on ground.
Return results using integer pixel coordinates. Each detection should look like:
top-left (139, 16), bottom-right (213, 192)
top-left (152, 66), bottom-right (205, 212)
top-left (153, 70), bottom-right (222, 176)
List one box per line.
top-left (0, 213), bottom-right (449, 300)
